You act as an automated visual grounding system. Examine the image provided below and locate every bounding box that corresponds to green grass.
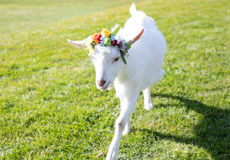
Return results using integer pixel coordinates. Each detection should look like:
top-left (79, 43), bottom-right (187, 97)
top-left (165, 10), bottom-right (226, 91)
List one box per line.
top-left (0, 0), bottom-right (229, 159)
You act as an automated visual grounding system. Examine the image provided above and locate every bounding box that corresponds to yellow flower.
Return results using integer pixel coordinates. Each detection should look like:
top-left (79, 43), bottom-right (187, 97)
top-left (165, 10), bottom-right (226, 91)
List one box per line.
top-left (101, 29), bottom-right (111, 38)
top-left (84, 36), bottom-right (94, 56)
top-left (87, 45), bottom-right (94, 56)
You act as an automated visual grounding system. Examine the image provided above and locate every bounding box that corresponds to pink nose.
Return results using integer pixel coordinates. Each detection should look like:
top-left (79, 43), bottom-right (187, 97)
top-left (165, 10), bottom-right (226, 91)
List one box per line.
top-left (97, 80), bottom-right (106, 87)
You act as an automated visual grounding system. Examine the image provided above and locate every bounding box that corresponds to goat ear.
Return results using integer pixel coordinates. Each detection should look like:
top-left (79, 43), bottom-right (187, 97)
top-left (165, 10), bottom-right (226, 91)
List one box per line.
top-left (66, 39), bottom-right (87, 49)
top-left (129, 28), bottom-right (144, 45)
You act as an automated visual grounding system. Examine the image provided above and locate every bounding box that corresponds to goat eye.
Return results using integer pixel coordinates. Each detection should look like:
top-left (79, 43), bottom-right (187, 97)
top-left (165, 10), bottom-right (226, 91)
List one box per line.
top-left (113, 57), bottom-right (120, 62)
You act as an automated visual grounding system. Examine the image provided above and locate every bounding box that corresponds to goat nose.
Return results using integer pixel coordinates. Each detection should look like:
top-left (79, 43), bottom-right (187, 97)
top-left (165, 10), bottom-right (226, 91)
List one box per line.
top-left (97, 80), bottom-right (106, 87)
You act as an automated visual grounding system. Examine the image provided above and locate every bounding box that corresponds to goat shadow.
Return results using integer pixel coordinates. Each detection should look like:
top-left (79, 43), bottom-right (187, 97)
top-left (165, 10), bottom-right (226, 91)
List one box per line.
top-left (133, 94), bottom-right (230, 160)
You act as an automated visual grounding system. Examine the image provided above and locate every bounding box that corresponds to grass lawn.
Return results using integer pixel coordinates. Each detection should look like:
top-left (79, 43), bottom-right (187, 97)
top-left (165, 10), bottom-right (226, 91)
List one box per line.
top-left (0, 0), bottom-right (229, 159)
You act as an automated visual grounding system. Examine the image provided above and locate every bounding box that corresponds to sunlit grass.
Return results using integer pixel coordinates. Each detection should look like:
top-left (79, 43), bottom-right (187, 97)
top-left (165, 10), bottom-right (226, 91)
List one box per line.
top-left (0, 0), bottom-right (229, 159)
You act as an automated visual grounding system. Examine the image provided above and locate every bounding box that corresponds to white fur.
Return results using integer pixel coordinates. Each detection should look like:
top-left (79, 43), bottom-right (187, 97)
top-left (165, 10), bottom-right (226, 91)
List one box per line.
top-left (105, 4), bottom-right (166, 160)
top-left (67, 3), bottom-right (166, 160)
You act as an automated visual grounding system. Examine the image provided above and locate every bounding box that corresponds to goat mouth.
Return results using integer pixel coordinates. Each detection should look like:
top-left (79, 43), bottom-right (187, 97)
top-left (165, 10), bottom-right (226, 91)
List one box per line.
top-left (100, 81), bottom-right (110, 90)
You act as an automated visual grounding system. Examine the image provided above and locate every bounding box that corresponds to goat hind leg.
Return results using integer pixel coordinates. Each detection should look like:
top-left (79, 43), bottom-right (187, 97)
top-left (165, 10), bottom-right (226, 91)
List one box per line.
top-left (143, 87), bottom-right (154, 110)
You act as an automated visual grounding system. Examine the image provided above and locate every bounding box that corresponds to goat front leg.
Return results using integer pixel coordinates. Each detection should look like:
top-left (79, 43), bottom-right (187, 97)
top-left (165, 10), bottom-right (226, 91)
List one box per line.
top-left (106, 93), bottom-right (138, 160)
top-left (122, 117), bottom-right (130, 136)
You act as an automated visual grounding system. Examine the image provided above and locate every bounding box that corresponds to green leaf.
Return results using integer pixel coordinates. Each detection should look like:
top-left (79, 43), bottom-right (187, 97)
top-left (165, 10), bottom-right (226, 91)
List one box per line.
top-left (126, 43), bottom-right (131, 50)
top-left (111, 25), bottom-right (120, 35)
top-left (120, 53), bottom-right (127, 64)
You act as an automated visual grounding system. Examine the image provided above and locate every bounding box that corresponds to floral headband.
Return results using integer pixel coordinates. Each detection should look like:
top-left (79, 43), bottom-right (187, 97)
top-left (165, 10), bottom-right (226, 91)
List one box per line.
top-left (84, 26), bottom-right (130, 64)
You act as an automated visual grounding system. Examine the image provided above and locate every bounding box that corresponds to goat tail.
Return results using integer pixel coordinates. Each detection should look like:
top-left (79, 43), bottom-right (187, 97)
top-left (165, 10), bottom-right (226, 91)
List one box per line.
top-left (129, 2), bottom-right (137, 16)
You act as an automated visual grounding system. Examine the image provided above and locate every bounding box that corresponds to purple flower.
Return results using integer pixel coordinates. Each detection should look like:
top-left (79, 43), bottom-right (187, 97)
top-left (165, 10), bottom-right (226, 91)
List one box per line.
top-left (119, 40), bottom-right (123, 48)
top-left (112, 40), bottom-right (117, 46)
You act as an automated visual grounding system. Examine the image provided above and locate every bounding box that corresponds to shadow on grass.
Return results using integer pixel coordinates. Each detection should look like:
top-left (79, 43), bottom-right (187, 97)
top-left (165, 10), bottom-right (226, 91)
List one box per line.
top-left (134, 94), bottom-right (230, 160)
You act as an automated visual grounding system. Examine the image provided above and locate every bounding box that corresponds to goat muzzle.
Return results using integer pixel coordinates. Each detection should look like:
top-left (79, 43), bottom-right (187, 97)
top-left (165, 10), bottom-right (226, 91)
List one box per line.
top-left (97, 80), bottom-right (106, 87)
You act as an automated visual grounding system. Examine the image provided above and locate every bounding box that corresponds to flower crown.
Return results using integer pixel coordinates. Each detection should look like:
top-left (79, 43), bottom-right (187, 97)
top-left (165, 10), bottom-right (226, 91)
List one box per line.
top-left (84, 26), bottom-right (130, 64)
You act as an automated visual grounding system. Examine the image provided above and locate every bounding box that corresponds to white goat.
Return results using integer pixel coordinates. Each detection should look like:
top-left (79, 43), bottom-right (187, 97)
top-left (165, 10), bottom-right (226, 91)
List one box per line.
top-left (67, 3), bottom-right (166, 160)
